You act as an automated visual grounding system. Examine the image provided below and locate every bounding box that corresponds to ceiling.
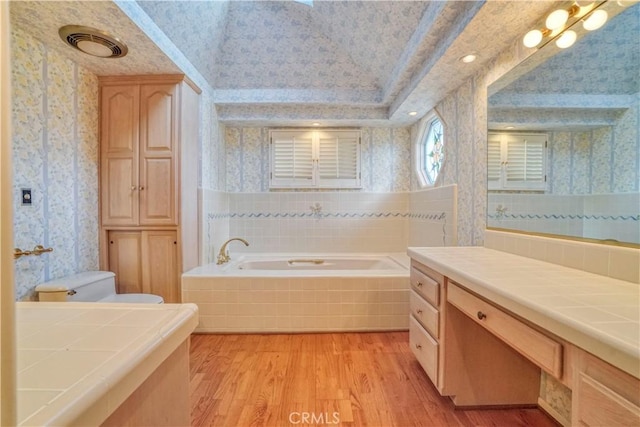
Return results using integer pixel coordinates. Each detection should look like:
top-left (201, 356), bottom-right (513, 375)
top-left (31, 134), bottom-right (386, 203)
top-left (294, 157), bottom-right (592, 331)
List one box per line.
top-left (9, 0), bottom-right (558, 127)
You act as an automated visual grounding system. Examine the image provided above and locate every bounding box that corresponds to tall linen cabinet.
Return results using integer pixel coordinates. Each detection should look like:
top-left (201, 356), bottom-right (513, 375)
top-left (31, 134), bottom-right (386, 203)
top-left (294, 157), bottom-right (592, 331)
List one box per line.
top-left (99, 75), bottom-right (200, 303)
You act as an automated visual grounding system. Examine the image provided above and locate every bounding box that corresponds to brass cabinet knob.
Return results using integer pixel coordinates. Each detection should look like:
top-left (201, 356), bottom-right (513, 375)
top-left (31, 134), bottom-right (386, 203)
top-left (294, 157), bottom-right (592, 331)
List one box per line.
top-left (417, 281), bottom-right (423, 287)
top-left (477, 311), bottom-right (487, 320)
top-left (416, 309), bottom-right (423, 315)
top-left (139, 186), bottom-right (145, 190)
top-left (415, 343), bottom-right (422, 350)
top-left (131, 185), bottom-right (136, 190)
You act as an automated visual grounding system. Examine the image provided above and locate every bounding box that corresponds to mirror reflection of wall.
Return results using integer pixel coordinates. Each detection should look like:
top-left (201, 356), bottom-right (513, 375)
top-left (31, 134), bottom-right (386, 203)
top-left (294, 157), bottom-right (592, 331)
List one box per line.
top-left (487, 2), bottom-right (640, 245)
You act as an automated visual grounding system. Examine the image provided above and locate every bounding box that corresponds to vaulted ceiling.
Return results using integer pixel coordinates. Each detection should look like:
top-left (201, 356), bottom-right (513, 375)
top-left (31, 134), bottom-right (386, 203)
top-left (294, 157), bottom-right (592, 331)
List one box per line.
top-left (10, 0), bottom-right (559, 127)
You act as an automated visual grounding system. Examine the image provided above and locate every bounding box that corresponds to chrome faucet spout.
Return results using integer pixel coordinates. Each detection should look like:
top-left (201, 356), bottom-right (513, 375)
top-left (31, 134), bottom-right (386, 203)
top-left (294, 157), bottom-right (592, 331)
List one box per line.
top-left (217, 238), bottom-right (249, 265)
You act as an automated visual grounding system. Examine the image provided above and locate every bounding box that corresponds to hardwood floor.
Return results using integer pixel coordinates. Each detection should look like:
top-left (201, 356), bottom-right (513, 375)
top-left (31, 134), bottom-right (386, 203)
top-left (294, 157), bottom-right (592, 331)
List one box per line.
top-left (189, 332), bottom-right (558, 427)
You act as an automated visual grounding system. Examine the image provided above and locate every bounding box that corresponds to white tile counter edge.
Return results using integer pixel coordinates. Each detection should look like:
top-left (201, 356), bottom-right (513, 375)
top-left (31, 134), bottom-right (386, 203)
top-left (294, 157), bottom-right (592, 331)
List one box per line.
top-left (17, 302), bottom-right (199, 427)
top-left (407, 246), bottom-right (640, 379)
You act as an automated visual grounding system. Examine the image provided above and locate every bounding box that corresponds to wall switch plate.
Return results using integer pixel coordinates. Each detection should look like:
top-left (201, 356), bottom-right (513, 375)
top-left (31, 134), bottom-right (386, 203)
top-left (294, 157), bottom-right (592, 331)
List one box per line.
top-left (21, 188), bottom-right (32, 206)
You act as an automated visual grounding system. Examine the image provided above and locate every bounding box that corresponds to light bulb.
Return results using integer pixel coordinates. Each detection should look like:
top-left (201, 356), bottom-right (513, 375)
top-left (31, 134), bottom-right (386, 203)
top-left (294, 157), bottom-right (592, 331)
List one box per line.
top-left (460, 54), bottom-right (477, 63)
top-left (583, 9), bottom-right (608, 31)
top-left (408, 111), bottom-right (418, 116)
top-left (556, 30), bottom-right (577, 49)
top-left (546, 9), bottom-right (569, 30)
top-left (523, 29), bottom-right (543, 48)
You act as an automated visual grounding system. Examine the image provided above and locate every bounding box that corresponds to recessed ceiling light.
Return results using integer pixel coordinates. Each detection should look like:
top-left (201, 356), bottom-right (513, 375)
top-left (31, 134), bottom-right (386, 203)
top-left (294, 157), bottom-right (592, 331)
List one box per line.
top-left (409, 111), bottom-right (418, 116)
top-left (460, 54), bottom-right (477, 63)
top-left (312, 122), bottom-right (320, 126)
top-left (506, 126), bottom-right (515, 129)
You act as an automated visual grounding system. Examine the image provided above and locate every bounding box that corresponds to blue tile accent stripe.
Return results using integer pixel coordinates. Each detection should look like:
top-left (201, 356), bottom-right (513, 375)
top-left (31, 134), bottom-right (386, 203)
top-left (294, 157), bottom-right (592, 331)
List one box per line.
top-left (488, 213), bottom-right (639, 221)
top-left (208, 211), bottom-right (447, 221)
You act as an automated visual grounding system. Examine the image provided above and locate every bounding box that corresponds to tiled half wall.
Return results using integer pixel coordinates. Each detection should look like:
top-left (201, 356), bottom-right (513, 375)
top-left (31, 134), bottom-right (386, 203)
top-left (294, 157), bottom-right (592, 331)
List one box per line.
top-left (200, 185), bottom-right (458, 263)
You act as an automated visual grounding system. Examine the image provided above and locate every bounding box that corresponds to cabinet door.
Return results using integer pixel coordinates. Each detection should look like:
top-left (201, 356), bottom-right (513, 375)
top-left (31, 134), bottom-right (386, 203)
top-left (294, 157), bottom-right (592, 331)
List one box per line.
top-left (101, 85), bottom-right (140, 226)
top-left (142, 230), bottom-right (179, 303)
top-left (139, 84), bottom-right (178, 226)
top-left (108, 231), bottom-right (143, 294)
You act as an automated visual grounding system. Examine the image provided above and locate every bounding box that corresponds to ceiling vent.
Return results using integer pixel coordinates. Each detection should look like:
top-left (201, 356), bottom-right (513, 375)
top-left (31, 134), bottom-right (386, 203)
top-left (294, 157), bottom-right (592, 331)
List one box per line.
top-left (58, 25), bottom-right (128, 58)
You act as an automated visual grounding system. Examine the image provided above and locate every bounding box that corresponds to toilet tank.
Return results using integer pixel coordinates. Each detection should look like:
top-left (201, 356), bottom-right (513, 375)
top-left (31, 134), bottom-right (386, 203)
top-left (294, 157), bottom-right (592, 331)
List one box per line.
top-left (36, 271), bottom-right (117, 302)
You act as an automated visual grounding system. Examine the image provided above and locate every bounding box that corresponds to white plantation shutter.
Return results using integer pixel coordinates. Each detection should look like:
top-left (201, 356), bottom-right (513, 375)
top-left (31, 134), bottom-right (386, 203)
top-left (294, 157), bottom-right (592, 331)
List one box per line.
top-left (504, 134), bottom-right (545, 189)
top-left (487, 134), bottom-right (502, 190)
top-left (270, 131), bottom-right (314, 187)
top-left (270, 129), bottom-right (361, 189)
top-left (318, 131), bottom-right (360, 188)
top-left (488, 132), bottom-right (547, 190)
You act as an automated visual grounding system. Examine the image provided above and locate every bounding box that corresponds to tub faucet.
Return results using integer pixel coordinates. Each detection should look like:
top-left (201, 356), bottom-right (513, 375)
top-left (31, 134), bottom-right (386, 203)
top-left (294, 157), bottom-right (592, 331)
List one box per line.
top-left (217, 238), bottom-right (249, 265)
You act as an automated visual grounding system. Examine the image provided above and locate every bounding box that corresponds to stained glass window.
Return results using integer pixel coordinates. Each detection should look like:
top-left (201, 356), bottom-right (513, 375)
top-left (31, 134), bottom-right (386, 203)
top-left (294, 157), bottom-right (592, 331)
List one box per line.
top-left (420, 117), bottom-right (444, 185)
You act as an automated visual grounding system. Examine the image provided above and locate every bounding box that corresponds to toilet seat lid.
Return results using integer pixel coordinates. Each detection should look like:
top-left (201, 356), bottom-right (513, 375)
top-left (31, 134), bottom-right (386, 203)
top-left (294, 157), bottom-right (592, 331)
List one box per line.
top-left (99, 293), bottom-right (164, 304)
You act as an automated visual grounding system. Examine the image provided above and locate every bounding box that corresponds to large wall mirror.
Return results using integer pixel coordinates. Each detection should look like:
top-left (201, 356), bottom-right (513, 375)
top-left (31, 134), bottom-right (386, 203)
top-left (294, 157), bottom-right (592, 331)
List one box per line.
top-left (487, 1), bottom-right (639, 246)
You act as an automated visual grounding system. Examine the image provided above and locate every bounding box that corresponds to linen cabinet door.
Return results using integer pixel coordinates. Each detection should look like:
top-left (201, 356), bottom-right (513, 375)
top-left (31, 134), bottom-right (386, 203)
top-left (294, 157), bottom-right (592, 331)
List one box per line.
top-left (139, 84), bottom-right (178, 226)
top-left (108, 231), bottom-right (143, 294)
top-left (101, 85), bottom-right (140, 226)
top-left (142, 231), bottom-right (179, 303)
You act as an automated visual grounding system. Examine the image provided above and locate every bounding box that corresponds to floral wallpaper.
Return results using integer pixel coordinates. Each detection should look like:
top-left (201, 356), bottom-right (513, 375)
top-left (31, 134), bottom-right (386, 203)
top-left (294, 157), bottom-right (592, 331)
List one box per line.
top-left (225, 126), bottom-right (411, 193)
top-left (11, 28), bottom-right (99, 301)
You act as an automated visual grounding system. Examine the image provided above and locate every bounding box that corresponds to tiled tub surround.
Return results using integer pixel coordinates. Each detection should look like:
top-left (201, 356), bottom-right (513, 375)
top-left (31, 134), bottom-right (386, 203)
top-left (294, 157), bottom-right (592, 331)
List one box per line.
top-left (200, 185), bottom-right (458, 261)
top-left (182, 253), bottom-right (409, 333)
top-left (15, 302), bottom-right (198, 426)
top-left (406, 246), bottom-right (639, 379)
top-left (229, 192), bottom-right (409, 253)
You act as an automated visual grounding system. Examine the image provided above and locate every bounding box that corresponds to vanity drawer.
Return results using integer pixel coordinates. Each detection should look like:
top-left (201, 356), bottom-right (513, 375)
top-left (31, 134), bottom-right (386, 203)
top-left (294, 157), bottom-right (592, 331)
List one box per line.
top-left (409, 316), bottom-right (438, 387)
top-left (410, 289), bottom-right (439, 339)
top-left (410, 265), bottom-right (440, 307)
top-left (447, 282), bottom-right (563, 378)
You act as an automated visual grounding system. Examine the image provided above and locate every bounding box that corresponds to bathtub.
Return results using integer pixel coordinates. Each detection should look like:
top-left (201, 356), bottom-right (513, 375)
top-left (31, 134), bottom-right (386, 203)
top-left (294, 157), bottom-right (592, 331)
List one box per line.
top-left (182, 253), bottom-right (409, 333)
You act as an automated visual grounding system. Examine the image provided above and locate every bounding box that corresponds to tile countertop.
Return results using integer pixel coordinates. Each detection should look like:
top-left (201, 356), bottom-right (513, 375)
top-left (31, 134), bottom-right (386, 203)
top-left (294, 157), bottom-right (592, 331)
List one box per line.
top-left (407, 246), bottom-right (640, 379)
top-left (15, 302), bottom-right (199, 427)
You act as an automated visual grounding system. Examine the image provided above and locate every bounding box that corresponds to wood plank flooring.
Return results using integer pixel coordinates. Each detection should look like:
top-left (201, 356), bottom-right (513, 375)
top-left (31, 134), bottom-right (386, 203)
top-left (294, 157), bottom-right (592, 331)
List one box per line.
top-left (190, 332), bottom-right (558, 427)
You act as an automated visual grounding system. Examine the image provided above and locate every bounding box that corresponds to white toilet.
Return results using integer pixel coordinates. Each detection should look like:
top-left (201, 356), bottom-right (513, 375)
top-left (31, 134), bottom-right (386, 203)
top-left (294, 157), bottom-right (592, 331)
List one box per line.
top-left (35, 271), bottom-right (163, 304)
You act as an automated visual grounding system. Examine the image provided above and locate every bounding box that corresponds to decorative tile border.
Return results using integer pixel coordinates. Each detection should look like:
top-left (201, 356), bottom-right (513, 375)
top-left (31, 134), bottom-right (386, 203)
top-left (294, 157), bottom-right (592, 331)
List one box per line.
top-left (488, 213), bottom-right (639, 221)
top-left (208, 211), bottom-right (447, 221)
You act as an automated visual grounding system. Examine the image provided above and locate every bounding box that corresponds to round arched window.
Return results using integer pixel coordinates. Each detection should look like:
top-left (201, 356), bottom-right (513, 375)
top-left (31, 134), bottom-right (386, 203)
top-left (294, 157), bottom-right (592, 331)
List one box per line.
top-left (419, 116), bottom-right (444, 186)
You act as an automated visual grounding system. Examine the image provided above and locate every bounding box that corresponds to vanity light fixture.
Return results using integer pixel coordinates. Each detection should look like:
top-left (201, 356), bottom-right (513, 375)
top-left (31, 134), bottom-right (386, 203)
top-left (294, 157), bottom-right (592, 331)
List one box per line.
top-left (409, 111), bottom-right (418, 116)
top-left (460, 53), bottom-right (477, 63)
top-left (522, 1), bottom-right (611, 50)
top-left (546, 8), bottom-right (571, 30)
top-left (583, 9), bottom-right (608, 30)
top-left (556, 30), bottom-right (577, 48)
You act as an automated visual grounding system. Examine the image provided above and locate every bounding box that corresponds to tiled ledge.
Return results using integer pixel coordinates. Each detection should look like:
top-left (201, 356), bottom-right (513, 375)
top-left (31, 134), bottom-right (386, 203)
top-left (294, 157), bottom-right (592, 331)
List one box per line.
top-left (16, 302), bottom-right (198, 426)
top-left (485, 229), bottom-right (639, 284)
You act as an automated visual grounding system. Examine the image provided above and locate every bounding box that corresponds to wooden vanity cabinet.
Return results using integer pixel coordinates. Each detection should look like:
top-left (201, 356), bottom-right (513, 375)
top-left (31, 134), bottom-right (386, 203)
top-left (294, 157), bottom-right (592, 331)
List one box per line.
top-left (409, 261), bottom-right (445, 390)
top-left (99, 75), bottom-right (200, 303)
top-left (572, 348), bottom-right (640, 427)
top-left (408, 254), bottom-right (640, 426)
top-left (108, 230), bottom-right (179, 303)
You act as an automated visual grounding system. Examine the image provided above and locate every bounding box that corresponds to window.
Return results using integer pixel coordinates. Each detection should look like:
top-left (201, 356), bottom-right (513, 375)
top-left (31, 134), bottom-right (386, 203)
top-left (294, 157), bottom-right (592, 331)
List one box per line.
top-left (488, 132), bottom-right (547, 190)
top-left (269, 129), bottom-right (361, 189)
top-left (418, 115), bottom-right (445, 186)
